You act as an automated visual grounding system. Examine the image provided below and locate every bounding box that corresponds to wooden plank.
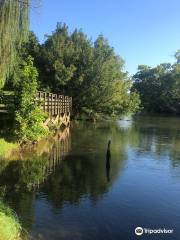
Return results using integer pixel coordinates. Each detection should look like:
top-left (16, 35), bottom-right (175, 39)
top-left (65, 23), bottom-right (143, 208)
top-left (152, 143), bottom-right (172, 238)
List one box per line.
top-left (60, 95), bottom-right (63, 114)
top-left (57, 95), bottom-right (60, 116)
top-left (51, 93), bottom-right (53, 116)
top-left (55, 94), bottom-right (57, 115)
top-left (43, 92), bottom-right (46, 112)
top-left (47, 92), bottom-right (50, 115)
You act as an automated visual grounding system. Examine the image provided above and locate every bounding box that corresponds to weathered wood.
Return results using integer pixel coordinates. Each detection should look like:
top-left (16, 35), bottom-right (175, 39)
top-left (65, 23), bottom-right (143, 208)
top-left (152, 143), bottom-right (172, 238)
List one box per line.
top-left (36, 91), bottom-right (72, 116)
top-left (36, 91), bottom-right (72, 129)
top-left (43, 92), bottom-right (46, 112)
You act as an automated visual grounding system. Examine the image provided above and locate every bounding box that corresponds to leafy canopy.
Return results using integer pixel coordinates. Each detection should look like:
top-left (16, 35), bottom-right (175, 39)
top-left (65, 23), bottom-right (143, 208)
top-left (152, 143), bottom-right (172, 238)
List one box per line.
top-left (37, 23), bottom-right (140, 116)
top-left (132, 51), bottom-right (180, 114)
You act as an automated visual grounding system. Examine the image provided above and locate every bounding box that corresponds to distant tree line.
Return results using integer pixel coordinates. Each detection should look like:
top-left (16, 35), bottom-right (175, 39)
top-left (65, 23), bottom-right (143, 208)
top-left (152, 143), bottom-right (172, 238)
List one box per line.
top-left (132, 51), bottom-right (180, 115)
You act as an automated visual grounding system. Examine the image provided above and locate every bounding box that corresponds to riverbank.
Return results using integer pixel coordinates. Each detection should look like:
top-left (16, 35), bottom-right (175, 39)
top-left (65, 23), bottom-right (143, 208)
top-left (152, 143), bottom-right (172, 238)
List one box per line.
top-left (0, 127), bottom-right (71, 240)
top-left (0, 126), bottom-right (70, 161)
top-left (0, 139), bottom-right (18, 158)
top-left (0, 201), bottom-right (24, 240)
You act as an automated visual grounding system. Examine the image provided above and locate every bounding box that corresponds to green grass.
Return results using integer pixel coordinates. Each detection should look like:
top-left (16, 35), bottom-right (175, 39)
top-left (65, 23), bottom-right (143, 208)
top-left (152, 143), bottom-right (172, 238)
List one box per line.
top-left (0, 202), bottom-right (22, 240)
top-left (0, 139), bottom-right (18, 157)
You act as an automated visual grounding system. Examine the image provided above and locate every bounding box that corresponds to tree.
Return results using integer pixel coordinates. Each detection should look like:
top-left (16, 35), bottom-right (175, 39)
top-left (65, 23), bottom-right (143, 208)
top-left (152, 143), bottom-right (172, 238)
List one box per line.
top-left (40, 23), bottom-right (77, 90)
top-left (0, 0), bottom-right (30, 88)
top-left (132, 52), bottom-right (180, 114)
top-left (39, 23), bottom-right (140, 116)
top-left (85, 35), bottom-right (138, 115)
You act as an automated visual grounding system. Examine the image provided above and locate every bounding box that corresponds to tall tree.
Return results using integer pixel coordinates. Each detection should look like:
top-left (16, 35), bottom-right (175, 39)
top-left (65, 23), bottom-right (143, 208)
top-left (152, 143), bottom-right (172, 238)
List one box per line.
top-left (0, 0), bottom-right (30, 88)
top-left (39, 23), bottom-right (140, 115)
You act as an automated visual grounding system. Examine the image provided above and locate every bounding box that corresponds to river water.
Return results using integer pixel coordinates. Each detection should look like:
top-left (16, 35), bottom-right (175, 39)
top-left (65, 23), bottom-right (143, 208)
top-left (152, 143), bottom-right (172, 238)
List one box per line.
top-left (1, 116), bottom-right (180, 240)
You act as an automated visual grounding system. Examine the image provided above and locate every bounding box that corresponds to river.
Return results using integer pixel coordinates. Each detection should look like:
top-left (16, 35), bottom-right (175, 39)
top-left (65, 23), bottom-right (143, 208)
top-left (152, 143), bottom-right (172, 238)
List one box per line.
top-left (0, 116), bottom-right (180, 240)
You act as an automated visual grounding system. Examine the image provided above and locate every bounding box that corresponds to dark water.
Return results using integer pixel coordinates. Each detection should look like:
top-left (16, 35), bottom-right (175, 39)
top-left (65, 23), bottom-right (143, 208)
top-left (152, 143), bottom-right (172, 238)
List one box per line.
top-left (1, 116), bottom-right (180, 240)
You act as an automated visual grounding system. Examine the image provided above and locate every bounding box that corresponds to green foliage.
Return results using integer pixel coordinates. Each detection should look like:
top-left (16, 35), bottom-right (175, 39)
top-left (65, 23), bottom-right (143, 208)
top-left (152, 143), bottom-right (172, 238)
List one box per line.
top-left (0, 201), bottom-right (22, 240)
top-left (2, 21), bottom-right (141, 118)
top-left (0, 139), bottom-right (18, 157)
top-left (36, 23), bottom-right (140, 116)
top-left (132, 51), bottom-right (180, 114)
top-left (14, 56), bottom-right (49, 141)
top-left (0, 0), bottom-right (29, 88)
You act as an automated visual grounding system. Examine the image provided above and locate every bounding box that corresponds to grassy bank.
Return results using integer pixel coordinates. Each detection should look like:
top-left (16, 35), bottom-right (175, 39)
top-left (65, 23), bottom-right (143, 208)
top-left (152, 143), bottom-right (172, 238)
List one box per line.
top-left (0, 139), bottom-right (18, 158)
top-left (0, 201), bottom-right (22, 240)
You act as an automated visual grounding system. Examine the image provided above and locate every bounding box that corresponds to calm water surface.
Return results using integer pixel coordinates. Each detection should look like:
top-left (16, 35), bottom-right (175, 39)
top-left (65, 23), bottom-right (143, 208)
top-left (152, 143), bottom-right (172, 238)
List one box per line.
top-left (1, 116), bottom-right (180, 240)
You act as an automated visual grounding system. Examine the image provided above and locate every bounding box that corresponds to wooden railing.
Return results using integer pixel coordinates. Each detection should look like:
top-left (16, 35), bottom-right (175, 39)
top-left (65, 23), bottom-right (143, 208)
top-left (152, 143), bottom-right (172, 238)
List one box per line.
top-left (36, 91), bottom-right (72, 117)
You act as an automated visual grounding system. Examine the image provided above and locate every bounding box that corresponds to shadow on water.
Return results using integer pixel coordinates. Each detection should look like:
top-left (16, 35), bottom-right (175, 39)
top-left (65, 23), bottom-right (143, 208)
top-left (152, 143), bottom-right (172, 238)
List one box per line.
top-left (106, 140), bottom-right (111, 182)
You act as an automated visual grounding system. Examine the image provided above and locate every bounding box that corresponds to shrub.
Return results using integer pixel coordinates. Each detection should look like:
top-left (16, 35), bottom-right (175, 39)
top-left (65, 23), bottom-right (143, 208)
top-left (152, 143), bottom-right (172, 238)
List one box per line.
top-left (0, 201), bottom-right (22, 240)
top-left (14, 56), bottom-right (49, 142)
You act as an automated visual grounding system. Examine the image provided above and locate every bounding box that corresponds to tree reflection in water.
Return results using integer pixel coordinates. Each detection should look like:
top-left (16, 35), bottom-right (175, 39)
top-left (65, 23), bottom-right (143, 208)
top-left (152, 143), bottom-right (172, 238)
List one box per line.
top-left (0, 122), bottom-right (127, 231)
top-left (1, 117), bottom-right (180, 237)
top-left (0, 127), bottom-right (71, 229)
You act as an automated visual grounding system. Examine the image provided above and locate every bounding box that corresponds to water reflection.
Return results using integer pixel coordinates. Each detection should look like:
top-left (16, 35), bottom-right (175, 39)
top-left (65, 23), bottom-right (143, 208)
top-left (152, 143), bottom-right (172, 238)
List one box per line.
top-left (40, 137), bottom-right (125, 209)
top-left (0, 128), bottom-right (71, 192)
top-left (1, 117), bottom-right (180, 239)
top-left (116, 116), bottom-right (180, 167)
top-left (0, 123), bottom-right (126, 231)
top-left (0, 128), bottom-right (71, 227)
top-left (106, 140), bottom-right (111, 182)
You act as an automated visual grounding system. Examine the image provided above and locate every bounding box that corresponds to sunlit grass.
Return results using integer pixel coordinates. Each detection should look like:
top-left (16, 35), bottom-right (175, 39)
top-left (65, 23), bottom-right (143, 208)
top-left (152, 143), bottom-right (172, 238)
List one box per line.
top-left (0, 202), bottom-right (22, 240)
top-left (0, 139), bottom-right (18, 157)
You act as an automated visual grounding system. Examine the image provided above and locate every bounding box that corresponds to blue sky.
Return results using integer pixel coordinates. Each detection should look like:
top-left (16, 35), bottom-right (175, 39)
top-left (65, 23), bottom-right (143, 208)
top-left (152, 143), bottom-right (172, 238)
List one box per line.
top-left (30, 0), bottom-right (180, 75)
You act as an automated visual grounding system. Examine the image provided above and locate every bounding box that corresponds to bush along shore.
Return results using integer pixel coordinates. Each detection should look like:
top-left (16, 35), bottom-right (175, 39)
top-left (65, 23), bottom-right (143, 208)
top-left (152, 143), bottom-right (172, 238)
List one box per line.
top-left (0, 201), bottom-right (25, 240)
top-left (0, 57), bottom-right (50, 157)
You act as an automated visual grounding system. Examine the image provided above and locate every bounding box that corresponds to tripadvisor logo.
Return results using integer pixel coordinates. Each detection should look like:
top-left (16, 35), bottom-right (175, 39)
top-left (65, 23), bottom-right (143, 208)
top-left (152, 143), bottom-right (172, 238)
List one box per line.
top-left (135, 227), bottom-right (174, 236)
top-left (135, 227), bottom-right (143, 236)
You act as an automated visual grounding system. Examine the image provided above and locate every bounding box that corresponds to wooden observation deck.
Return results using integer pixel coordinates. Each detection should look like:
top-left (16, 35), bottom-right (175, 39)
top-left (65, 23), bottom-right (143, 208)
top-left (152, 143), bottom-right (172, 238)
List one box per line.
top-left (36, 91), bottom-right (72, 128)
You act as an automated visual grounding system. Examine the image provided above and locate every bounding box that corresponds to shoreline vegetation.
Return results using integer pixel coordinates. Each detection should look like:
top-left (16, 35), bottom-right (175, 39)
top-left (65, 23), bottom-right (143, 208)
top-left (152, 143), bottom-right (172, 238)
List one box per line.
top-left (0, 201), bottom-right (24, 240)
top-left (0, 139), bottom-right (18, 159)
top-left (0, 125), bottom-right (70, 159)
